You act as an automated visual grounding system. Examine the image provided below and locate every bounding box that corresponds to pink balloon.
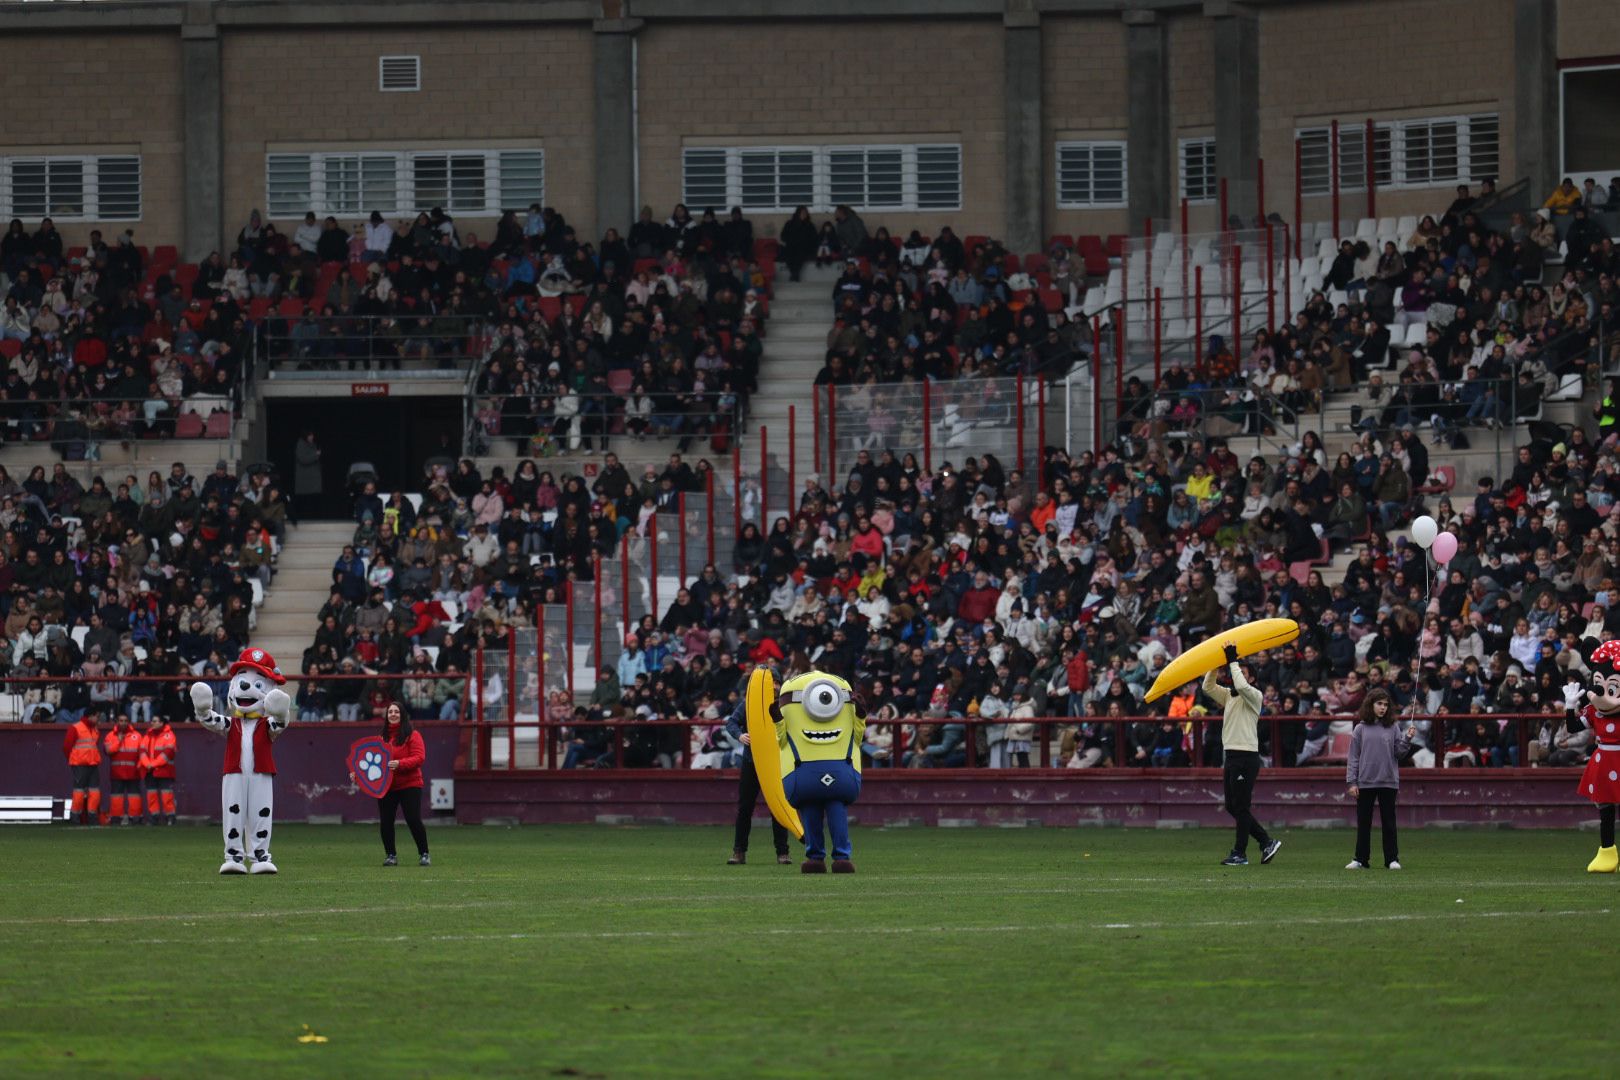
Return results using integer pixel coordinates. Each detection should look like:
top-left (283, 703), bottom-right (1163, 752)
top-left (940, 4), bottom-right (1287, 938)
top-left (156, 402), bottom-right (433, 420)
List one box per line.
top-left (1431, 531), bottom-right (1458, 564)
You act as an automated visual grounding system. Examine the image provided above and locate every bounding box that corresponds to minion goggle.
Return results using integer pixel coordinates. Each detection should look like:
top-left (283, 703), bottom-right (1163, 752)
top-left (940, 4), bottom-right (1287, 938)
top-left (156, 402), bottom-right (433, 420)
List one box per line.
top-left (782, 679), bottom-right (851, 721)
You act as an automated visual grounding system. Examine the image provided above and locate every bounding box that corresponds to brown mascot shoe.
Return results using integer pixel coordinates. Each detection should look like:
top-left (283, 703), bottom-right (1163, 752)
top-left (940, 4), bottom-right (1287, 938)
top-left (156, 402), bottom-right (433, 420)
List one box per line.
top-left (831, 859), bottom-right (856, 874)
top-left (726, 850), bottom-right (746, 865)
top-left (776, 853), bottom-right (793, 865)
top-left (801, 859), bottom-right (827, 873)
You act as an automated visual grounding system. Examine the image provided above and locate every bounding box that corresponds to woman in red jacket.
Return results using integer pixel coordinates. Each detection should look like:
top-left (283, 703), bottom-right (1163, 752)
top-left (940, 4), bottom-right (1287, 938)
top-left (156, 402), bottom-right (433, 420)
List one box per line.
top-left (352, 703), bottom-right (431, 866)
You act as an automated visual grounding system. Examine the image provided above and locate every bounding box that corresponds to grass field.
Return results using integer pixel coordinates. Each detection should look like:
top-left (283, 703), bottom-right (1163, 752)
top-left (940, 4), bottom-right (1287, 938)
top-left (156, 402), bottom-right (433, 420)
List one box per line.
top-left (0, 823), bottom-right (1612, 1078)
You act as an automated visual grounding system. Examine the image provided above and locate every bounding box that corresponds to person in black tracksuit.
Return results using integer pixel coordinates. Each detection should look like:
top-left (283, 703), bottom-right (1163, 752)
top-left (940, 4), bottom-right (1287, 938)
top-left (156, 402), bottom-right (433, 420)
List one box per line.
top-left (723, 677), bottom-right (791, 866)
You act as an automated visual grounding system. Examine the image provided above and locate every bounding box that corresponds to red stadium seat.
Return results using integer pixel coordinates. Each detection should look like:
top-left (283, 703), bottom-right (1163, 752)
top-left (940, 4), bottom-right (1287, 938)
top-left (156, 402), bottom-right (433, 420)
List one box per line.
top-left (537, 297), bottom-right (562, 322)
top-left (248, 298), bottom-right (272, 320)
top-left (1024, 253), bottom-right (1050, 275)
top-left (348, 262), bottom-right (369, 282)
top-left (1105, 234), bottom-right (1126, 258)
top-left (1315, 732), bottom-right (1354, 765)
top-left (607, 369), bottom-right (633, 396)
top-left (0, 340), bottom-right (20, 359)
top-left (1003, 253), bottom-right (1021, 274)
top-left (153, 245), bottom-right (179, 266)
top-left (1040, 288), bottom-right (1063, 313)
top-left (175, 412), bottom-right (205, 439)
top-left (204, 411), bottom-right (232, 439)
top-left (66, 246), bottom-right (87, 261)
top-left (277, 298), bottom-right (305, 317)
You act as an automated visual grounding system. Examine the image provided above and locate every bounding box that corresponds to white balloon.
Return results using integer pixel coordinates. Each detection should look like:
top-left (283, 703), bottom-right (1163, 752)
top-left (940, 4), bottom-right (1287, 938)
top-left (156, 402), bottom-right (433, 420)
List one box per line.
top-left (1410, 515), bottom-right (1438, 550)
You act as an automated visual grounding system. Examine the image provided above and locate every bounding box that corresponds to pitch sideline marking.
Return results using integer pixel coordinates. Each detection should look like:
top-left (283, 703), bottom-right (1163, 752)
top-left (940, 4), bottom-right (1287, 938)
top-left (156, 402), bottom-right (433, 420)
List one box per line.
top-left (107, 906), bottom-right (1613, 946)
top-left (1, 899), bottom-right (518, 927)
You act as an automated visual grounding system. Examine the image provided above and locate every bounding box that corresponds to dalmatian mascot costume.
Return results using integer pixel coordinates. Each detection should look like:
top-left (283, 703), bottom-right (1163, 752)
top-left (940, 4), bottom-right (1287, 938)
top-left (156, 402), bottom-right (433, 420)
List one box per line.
top-left (191, 647), bottom-right (293, 875)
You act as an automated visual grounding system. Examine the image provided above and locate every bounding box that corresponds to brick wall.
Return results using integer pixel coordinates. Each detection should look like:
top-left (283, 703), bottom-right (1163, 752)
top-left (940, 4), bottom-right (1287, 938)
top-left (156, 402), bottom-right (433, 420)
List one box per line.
top-left (1258, 0), bottom-right (1515, 229)
top-left (636, 19), bottom-right (1006, 241)
top-left (1558, 0), bottom-right (1620, 58)
top-left (0, 32), bottom-right (183, 245)
top-left (1043, 15), bottom-right (1129, 239)
top-left (219, 27), bottom-right (596, 237)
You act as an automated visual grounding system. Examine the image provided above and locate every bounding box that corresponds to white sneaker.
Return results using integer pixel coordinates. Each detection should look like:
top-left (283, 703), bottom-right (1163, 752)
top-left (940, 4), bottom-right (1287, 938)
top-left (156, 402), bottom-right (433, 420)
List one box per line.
top-left (219, 859), bottom-right (248, 875)
top-left (250, 859), bottom-right (278, 875)
top-left (1345, 860), bottom-right (1368, 870)
top-left (1388, 861), bottom-right (1402, 870)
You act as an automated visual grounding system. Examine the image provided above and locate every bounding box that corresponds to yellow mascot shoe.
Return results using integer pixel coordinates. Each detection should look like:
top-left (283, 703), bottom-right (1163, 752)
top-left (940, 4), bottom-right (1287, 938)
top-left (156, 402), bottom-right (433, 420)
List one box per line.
top-left (1587, 845), bottom-right (1618, 873)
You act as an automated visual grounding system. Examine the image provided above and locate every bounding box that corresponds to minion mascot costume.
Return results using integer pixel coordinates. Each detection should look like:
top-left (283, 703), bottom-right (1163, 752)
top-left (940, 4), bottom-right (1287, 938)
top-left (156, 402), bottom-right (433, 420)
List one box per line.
top-left (746, 669), bottom-right (866, 873)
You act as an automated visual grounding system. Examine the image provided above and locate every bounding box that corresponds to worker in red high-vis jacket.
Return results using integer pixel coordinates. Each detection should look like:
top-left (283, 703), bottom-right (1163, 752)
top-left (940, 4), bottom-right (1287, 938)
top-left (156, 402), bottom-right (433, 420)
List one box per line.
top-left (62, 709), bottom-right (104, 826)
top-left (104, 713), bottom-right (147, 825)
top-left (140, 713), bottom-right (179, 825)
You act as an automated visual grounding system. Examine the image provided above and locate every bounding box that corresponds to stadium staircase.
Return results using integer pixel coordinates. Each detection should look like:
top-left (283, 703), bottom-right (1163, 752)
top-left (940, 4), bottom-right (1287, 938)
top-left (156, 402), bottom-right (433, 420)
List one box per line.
top-left (250, 521), bottom-right (353, 665)
top-left (747, 276), bottom-right (828, 486)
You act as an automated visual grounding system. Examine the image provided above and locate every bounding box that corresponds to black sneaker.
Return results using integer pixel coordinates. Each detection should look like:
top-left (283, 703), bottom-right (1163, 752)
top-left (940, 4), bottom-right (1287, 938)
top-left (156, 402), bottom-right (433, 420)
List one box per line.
top-left (383, 854), bottom-right (397, 867)
top-left (1261, 839), bottom-right (1282, 864)
top-left (1221, 853), bottom-right (1249, 866)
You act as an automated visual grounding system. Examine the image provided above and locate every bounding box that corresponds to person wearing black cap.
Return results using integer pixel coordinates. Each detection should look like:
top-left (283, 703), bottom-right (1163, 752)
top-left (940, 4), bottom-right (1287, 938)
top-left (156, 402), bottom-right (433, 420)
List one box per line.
top-left (1204, 642), bottom-right (1282, 867)
top-left (722, 665), bottom-right (791, 866)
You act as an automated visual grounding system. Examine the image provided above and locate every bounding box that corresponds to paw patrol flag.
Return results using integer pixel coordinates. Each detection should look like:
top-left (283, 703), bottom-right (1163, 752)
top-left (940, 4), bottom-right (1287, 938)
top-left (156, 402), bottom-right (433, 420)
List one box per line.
top-left (346, 736), bottom-right (392, 799)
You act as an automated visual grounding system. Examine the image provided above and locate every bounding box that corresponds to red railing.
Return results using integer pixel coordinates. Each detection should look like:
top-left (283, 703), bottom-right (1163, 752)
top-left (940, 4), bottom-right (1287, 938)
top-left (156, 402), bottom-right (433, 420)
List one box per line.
top-left (453, 711), bottom-right (1571, 774)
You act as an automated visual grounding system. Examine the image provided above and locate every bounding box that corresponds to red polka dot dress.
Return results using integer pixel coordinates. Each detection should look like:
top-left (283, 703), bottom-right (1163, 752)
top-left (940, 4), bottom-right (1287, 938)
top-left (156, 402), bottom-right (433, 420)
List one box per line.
top-left (1578, 704), bottom-right (1620, 804)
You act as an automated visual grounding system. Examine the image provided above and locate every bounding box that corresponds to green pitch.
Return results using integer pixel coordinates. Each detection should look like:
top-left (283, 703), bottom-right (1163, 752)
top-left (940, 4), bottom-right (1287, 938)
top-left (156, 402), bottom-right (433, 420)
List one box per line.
top-left (0, 824), bottom-right (1612, 1077)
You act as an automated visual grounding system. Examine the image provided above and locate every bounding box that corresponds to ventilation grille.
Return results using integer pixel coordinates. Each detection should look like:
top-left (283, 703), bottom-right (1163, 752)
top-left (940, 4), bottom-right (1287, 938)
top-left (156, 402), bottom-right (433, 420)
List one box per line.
top-left (379, 55), bottom-right (421, 92)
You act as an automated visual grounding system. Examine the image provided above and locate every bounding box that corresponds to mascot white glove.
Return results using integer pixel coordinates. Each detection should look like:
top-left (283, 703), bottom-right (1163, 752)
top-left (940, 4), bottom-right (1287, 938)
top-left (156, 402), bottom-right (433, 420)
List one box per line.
top-left (264, 687), bottom-right (292, 734)
top-left (190, 681), bottom-right (215, 720)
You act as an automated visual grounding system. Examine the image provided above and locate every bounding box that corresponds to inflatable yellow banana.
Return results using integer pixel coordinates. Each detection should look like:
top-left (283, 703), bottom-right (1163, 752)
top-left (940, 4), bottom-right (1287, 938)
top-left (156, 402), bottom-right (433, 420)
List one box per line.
top-left (745, 667), bottom-right (804, 839)
top-left (1144, 618), bottom-right (1301, 703)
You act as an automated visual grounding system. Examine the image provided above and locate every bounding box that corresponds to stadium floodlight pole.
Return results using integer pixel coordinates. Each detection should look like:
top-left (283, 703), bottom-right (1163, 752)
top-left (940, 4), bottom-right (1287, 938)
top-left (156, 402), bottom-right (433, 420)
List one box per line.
top-left (1330, 118), bottom-right (1341, 240)
top-left (787, 404), bottom-right (796, 502)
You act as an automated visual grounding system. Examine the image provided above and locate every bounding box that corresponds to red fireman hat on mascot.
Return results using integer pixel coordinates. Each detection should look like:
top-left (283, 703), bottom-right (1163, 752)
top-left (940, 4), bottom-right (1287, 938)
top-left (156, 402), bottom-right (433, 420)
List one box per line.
top-left (226, 646), bottom-right (286, 685)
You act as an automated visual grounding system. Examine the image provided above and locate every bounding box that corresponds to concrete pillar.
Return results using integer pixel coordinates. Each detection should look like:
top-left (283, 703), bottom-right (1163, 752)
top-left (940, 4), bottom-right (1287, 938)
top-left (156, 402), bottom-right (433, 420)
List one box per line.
top-left (1209, 1), bottom-right (1259, 227)
top-left (1124, 10), bottom-right (1169, 232)
top-left (180, 12), bottom-right (223, 261)
top-left (1514, 0), bottom-right (1558, 200)
top-left (594, 18), bottom-right (642, 244)
top-left (1003, 2), bottom-right (1042, 255)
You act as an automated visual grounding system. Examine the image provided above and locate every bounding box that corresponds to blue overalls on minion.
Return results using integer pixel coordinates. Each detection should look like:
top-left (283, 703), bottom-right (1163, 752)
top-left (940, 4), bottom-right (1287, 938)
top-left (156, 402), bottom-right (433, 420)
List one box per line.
top-left (772, 672), bottom-right (866, 863)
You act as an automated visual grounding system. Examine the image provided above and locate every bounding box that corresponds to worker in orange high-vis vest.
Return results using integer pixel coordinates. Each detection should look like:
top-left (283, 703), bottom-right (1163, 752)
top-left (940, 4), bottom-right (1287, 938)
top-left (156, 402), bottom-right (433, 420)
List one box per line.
top-left (104, 713), bottom-right (147, 825)
top-left (62, 708), bottom-right (104, 826)
top-left (140, 713), bottom-right (178, 825)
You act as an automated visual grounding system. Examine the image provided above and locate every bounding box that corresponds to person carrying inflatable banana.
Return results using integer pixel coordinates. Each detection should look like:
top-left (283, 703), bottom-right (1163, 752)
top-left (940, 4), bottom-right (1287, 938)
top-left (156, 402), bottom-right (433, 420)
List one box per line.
top-left (745, 668), bottom-right (867, 874)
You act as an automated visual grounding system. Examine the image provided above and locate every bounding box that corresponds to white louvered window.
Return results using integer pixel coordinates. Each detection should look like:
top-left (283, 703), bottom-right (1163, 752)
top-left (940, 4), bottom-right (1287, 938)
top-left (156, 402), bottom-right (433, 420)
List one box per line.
top-left (379, 55), bottom-right (421, 92)
top-left (1055, 141), bottom-right (1127, 208)
top-left (681, 144), bottom-right (962, 212)
top-left (1296, 114), bottom-right (1498, 196)
top-left (1179, 137), bottom-right (1217, 205)
top-left (264, 149), bottom-right (543, 217)
top-left (0, 155), bottom-right (141, 221)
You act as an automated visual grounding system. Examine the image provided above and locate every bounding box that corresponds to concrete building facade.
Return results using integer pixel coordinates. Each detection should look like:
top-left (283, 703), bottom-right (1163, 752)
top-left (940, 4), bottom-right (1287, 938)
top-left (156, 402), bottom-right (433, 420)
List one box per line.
top-left (0, 0), bottom-right (1612, 258)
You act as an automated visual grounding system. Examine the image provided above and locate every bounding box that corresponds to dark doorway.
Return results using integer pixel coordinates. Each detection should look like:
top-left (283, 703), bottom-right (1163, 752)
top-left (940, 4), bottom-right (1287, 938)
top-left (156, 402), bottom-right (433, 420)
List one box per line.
top-left (267, 397), bottom-right (463, 519)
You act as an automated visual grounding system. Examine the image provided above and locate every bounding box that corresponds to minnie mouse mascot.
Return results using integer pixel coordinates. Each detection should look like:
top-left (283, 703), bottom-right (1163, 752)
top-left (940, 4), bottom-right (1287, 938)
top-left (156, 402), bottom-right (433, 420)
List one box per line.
top-left (1578, 638), bottom-right (1620, 873)
top-left (191, 647), bottom-right (292, 875)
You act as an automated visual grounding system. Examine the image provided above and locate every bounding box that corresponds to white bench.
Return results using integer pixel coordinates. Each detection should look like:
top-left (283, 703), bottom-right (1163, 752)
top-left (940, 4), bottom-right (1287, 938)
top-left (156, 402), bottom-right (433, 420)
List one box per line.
top-left (0, 796), bottom-right (64, 824)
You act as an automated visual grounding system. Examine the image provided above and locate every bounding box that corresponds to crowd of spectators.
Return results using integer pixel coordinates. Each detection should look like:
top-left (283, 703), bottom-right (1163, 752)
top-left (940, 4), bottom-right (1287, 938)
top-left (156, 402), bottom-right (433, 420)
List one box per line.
top-left (0, 459), bottom-right (288, 725)
top-left (2, 219), bottom-right (249, 455)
